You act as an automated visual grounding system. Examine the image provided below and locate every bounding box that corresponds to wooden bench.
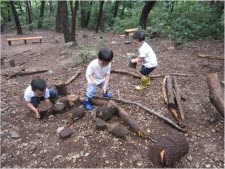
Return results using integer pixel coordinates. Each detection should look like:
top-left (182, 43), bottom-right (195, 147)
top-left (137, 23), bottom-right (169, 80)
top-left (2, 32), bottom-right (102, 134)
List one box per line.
top-left (124, 28), bottom-right (137, 37)
top-left (7, 36), bottom-right (42, 46)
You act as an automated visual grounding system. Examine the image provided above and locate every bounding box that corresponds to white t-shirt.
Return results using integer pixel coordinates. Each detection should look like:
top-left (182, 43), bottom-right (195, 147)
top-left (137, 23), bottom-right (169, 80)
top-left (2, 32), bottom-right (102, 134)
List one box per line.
top-left (24, 85), bottom-right (49, 102)
top-left (86, 59), bottom-right (111, 84)
top-left (139, 42), bottom-right (157, 68)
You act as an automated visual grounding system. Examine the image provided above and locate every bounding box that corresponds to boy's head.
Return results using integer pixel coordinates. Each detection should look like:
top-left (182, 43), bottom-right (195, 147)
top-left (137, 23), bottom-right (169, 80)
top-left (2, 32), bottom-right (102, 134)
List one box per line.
top-left (31, 78), bottom-right (47, 97)
top-left (98, 48), bottom-right (113, 67)
top-left (132, 31), bottom-right (145, 42)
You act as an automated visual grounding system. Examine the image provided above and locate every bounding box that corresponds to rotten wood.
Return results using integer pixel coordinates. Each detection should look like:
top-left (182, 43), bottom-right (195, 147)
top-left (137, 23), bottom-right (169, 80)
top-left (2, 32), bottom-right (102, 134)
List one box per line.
top-left (207, 73), bottom-right (224, 117)
top-left (65, 69), bottom-right (82, 86)
top-left (197, 54), bottom-right (224, 60)
top-left (54, 80), bottom-right (68, 96)
top-left (172, 76), bottom-right (185, 127)
top-left (166, 75), bottom-right (176, 109)
top-left (111, 69), bottom-right (195, 79)
top-left (93, 96), bottom-right (185, 132)
top-left (162, 76), bottom-right (168, 104)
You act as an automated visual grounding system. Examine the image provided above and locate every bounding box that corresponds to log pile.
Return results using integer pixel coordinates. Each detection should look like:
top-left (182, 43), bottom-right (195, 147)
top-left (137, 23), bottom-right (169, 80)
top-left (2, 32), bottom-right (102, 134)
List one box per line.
top-left (162, 75), bottom-right (185, 128)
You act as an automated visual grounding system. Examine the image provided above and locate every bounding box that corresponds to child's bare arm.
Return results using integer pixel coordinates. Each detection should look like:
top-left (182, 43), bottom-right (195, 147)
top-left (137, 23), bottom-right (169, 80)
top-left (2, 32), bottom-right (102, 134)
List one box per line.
top-left (131, 57), bottom-right (144, 63)
top-left (102, 74), bottom-right (110, 94)
top-left (89, 75), bottom-right (98, 85)
top-left (26, 102), bottom-right (40, 118)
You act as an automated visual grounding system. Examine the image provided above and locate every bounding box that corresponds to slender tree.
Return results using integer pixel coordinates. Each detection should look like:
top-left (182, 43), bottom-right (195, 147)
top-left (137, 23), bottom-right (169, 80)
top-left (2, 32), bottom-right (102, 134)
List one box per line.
top-left (49, 0), bottom-right (53, 13)
top-left (7, 1), bottom-right (11, 22)
top-left (111, 0), bottom-right (119, 25)
top-left (85, 1), bottom-right (93, 27)
top-left (71, 1), bottom-right (79, 44)
top-left (55, 2), bottom-right (63, 32)
top-left (25, 1), bottom-right (32, 30)
top-left (96, 1), bottom-right (104, 33)
top-left (80, 1), bottom-right (85, 28)
top-left (38, 1), bottom-right (45, 28)
top-left (9, 1), bottom-right (22, 34)
top-left (139, 1), bottom-right (156, 29)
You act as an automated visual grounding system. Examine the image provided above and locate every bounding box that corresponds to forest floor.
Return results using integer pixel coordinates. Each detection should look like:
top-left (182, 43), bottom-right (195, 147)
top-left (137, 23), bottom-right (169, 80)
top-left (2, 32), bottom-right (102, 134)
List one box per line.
top-left (1, 29), bottom-right (224, 168)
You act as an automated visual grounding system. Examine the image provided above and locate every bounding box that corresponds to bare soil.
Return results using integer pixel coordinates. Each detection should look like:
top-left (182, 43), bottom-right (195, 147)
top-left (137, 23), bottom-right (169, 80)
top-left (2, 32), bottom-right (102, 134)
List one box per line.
top-left (1, 29), bottom-right (224, 168)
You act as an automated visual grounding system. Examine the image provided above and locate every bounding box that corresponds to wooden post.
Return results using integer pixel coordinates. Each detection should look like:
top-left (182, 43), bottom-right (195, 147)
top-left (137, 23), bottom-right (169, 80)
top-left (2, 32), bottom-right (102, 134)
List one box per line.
top-left (166, 75), bottom-right (176, 109)
top-left (24, 40), bottom-right (27, 44)
top-left (8, 41), bottom-right (12, 46)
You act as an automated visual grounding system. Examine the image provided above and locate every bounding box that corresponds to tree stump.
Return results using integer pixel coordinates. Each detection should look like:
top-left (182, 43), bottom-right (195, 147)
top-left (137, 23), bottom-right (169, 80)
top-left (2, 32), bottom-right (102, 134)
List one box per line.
top-left (109, 125), bottom-right (130, 138)
top-left (10, 59), bottom-right (16, 67)
top-left (63, 94), bottom-right (80, 109)
top-left (59, 128), bottom-right (73, 139)
top-left (96, 105), bottom-right (117, 122)
top-left (37, 101), bottom-right (53, 119)
top-left (67, 107), bottom-right (86, 120)
top-left (149, 133), bottom-right (189, 167)
top-left (51, 103), bottom-right (65, 114)
top-left (54, 80), bottom-right (68, 96)
top-left (95, 118), bottom-right (107, 131)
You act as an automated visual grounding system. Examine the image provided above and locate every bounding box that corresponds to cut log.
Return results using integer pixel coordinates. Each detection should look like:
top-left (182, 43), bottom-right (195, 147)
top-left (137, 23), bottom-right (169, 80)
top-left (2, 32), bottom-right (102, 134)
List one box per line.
top-left (93, 96), bottom-right (185, 132)
top-left (91, 98), bottom-right (147, 138)
top-left (172, 76), bottom-right (185, 127)
top-left (51, 103), bottom-right (65, 114)
top-left (65, 70), bottom-right (82, 86)
top-left (197, 54), bottom-right (224, 60)
top-left (95, 118), bottom-right (107, 131)
top-left (207, 73), bottom-right (224, 117)
top-left (149, 133), bottom-right (189, 167)
top-left (1, 66), bottom-right (25, 76)
top-left (96, 105), bottom-right (117, 122)
top-left (54, 80), bottom-right (68, 96)
top-left (66, 107), bottom-right (86, 128)
top-left (166, 75), bottom-right (176, 109)
top-left (109, 125), bottom-right (130, 138)
top-left (59, 128), bottom-right (73, 139)
top-left (37, 101), bottom-right (53, 119)
top-left (10, 59), bottom-right (16, 67)
top-left (162, 76), bottom-right (168, 104)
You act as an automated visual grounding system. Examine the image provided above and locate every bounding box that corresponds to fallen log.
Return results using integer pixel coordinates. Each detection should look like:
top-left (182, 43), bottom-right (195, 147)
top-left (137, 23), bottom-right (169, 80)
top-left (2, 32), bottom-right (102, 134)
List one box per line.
top-left (149, 133), bottom-right (189, 167)
top-left (16, 69), bottom-right (49, 76)
top-left (166, 75), bottom-right (176, 109)
top-left (93, 96), bottom-right (185, 132)
top-left (111, 69), bottom-right (195, 79)
top-left (66, 107), bottom-right (86, 128)
top-left (162, 76), bottom-right (168, 104)
top-left (172, 76), bottom-right (185, 127)
top-left (90, 98), bottom-right (147, 138)
top-left (96, 105), bottom-right (117, 122)
top-left (54, 80), bottom-right (68, 96)
top-left (197, 54), bottom-right (224, 60)
top-left (65, 69), bottom-right (82, 86)
top-left (207, 73), bottom-right (224, 117)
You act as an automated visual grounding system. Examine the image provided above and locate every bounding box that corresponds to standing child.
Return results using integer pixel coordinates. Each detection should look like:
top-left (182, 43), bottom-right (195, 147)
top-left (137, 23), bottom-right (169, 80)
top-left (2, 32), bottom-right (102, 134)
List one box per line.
top-left (24, 77), bottom-right (58, 118)
top-left (130, 31), bottom-right (158, 90)
top-left (83, 48), bottom-right (113, 110)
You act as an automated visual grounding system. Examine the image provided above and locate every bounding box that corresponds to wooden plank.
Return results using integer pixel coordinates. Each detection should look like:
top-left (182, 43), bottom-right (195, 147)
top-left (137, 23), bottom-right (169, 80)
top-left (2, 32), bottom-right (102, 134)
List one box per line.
top-left (7, 36), bottom-right (42, 41)
top-left (125, 28), bottom-right (137, 33)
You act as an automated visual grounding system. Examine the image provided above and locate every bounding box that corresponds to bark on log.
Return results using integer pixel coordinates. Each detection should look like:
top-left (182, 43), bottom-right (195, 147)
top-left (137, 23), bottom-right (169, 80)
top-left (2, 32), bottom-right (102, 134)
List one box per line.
top-left (162, 76), bottom-right (168, 104)
top-left (96, 105), bottom-right (117, 122)
top-left (55, 80), bottom-right (68, 96)
top-left (166, 75), bottom-right (176, 109)
top-left (207, 73), bottom-right (224, 117)
top-left (197, 54), bottom-right (224, 60)
top-left (95, 118), bottom-right (107, 131)
top-left (66, 107), bottom-right (86, 128)
top-left (172, 76), bottom-right (185, 127)
top-left (109, 125), bottom-right (130, 138)
top-left (93, 96), bottom-right (185, 132)
top-left (65, 70), bottom-right (82, 86)
top-left (59, 128), bottom-right (73, 139)
top-left (90, 98), bottom-right (147, 138)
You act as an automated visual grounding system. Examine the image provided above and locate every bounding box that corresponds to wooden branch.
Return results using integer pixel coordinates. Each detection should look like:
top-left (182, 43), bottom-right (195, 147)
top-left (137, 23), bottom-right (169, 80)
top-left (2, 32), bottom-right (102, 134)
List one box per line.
top-left (17, 69), bottom-right (49, 76)
top-left (172, 76), bottom-right (185, 127)
top-left (111, 69), bottom-right (195, 79)
top-left (162, 76), bottom-right (168, 104)
top-left (197, 54), bottom-right (224, 60)
top-left (93, 96), bottom-right (185, 132)
top-left (169, 108), bottom-right (179, 121)
top-left (166, 75), bottom-right (176, 109)
top-left (65, 70), bottom-right (82, 86)
top-left (207, 73), bottom-right (224, 117)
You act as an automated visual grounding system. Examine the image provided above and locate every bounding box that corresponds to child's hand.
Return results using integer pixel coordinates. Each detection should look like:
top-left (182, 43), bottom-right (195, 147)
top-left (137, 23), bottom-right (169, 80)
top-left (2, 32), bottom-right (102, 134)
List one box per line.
top-left (92, 81), bottom-right (98, 86)
top-left (35, 109), bottom-right (40, 119)
top-left (102, 85), bottom-right (107, 94)
top-left (131, 59), bottom-right (136, 63)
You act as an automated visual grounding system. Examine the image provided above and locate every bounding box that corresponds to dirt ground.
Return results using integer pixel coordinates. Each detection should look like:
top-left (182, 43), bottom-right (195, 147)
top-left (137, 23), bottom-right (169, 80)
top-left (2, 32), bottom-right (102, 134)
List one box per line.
top-left (1, 29), bottom-right (224, 168)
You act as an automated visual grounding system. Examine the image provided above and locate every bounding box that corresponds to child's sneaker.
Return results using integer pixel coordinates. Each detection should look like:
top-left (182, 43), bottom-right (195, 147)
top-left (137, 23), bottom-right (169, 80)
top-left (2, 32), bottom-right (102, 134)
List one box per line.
top-left (103, 91), bottom-right (112, 99)
top-left (83, 99), bottom-right (93, 110)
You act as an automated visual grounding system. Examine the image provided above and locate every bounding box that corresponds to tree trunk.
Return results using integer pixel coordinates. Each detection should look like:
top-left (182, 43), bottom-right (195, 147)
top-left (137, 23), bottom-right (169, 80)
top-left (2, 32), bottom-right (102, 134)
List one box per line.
top-left (71, 1), bottom-right (79, 45)
top-left (80, 1), bottom-right (86, 28)
top-left (85, 1), bottom-right (93, 27)
top-left (25, 1), bottom-right (32, 30)
top-left (59, 1), bottom-right (72, 43)
top-left (7, 1), bottom-right (11, 22)
top-left (121, 3), bottom-right (125, 19)
top-left (139, 1), bottom-right (156, 29)
top-left (55, 1), bottom-right (63, 32)
top-left (70, 0), bottom-right (73, 16)
top-left (111, 0), bottom-right (119, 25)
top-left (9, 1), bottom-right (22, 35)
top-left (95, 1), bottom-right (104, 33)
top-left (207, 73), bottom-right (224, 117)
top-left (166, 75), bottom-right (176, 109)
top-left (49, 0), bottom-right (53, 13)
top-left (38, 1), bottom-right (45, 28)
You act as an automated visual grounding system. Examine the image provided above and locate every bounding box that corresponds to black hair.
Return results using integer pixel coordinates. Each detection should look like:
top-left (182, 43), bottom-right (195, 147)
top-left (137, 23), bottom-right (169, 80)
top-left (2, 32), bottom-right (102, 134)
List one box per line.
top-left (132, 31), bottom-right (145, 42)
top-left (98, 48), bottom-right (113, 62)
top-left (31, 78), bottom-right (46, 92)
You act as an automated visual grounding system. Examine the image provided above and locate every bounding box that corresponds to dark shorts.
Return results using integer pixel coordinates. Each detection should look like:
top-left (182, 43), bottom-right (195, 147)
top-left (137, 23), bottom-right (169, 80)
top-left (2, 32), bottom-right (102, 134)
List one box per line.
top-left (30, 89), bottom-right (58, 107)
top-left (140, 65), bottom-right (156, 76)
